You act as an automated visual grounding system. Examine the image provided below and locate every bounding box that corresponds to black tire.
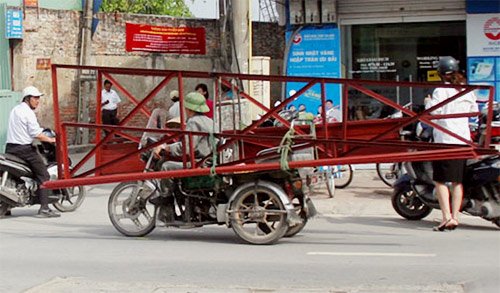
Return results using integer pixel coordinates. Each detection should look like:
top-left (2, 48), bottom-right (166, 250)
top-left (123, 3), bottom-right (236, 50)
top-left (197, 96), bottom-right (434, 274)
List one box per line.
top-left (377, 163), bottom-right (401, 187)
top-left (108, 181), bottom-right (156, 237)
top-left (53, 186), bottom-right (86, 212)
top-left (0, 202), bottom-right (12, 218)
top-left (493, 218), bottom-right (500, 228)
top-left (333, 164), bottom-right (353, 189)
top-left (391, 187), bottom-right (432, 220)
top-left (284, 210), bottom-right (307, 237)
top-left (284, 192), bottom-right (310, 237)
top-left (230, 182), bottom-right (288, 245)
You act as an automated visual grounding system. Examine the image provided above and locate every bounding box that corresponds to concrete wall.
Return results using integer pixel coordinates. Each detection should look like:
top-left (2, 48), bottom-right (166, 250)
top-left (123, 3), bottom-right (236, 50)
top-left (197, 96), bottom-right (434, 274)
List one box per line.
top-left (11, 8), bottom-right (285, 141)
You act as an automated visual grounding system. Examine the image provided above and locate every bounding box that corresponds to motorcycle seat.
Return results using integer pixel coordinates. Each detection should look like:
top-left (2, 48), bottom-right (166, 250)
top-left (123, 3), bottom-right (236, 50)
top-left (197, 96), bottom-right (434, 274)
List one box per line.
top-left (0, 153), bottom-right (29, 166)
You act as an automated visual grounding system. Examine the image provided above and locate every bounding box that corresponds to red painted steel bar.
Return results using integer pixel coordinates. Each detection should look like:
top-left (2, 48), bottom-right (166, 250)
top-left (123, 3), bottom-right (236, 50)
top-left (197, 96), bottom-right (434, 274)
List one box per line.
top-left (102, 72), bottom-right (151, 117)
top-left (350, 82), bottom-right (479, 146)
top-left (45, 64), bottom-right (497, 189)
top-left (44, 147), bottom-right (494, 189)
top-left (51, 65), bottom-right (65, 179)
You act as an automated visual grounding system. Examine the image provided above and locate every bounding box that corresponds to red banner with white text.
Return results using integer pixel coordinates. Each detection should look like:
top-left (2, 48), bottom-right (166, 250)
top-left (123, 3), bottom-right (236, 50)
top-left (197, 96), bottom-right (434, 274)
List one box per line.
top-left (125, 23), bottom-right (206, 54)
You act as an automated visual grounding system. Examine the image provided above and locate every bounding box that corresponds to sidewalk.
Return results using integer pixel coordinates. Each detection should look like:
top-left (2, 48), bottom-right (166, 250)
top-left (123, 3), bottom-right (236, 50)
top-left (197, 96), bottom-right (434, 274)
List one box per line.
top-left (310, 169), bottom-right (396, 217)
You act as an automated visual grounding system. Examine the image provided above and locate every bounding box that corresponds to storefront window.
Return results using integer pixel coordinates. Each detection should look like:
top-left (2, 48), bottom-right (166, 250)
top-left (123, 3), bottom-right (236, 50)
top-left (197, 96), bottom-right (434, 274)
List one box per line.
top-left (345, 21), bottom-right (466, 118)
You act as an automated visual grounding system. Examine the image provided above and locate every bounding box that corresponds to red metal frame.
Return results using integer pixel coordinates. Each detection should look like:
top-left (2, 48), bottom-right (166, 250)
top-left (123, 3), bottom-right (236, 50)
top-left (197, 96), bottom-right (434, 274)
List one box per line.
top-left (43, 64), bottom-right (498, 190)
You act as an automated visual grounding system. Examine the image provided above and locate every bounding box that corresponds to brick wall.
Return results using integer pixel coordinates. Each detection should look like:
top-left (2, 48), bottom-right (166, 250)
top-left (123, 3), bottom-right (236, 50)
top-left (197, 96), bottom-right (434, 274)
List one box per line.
top-left (14, 8), bottom-right (285, 143)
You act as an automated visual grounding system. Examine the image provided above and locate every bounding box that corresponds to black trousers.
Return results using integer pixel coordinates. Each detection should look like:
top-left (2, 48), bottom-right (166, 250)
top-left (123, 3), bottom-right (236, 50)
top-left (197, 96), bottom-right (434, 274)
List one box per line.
top-left (5, 143), bottom-right (50, 208)
top-left (102, 109), bottom-right (119, 125)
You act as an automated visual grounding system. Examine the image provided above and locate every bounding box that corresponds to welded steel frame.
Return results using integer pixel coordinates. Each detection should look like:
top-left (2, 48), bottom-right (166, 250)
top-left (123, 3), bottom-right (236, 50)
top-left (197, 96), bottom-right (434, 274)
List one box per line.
top-left (45, 64), bottom-right (497, 189)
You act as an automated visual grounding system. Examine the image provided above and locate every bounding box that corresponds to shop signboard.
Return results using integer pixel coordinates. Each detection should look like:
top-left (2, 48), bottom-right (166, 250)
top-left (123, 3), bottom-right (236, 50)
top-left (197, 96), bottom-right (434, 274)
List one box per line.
top-left (36, 58), bottom-right (51, 70)
top-left (24, 0), bottom-right (38, 8)
top-left (467, 13), bottom-right (500, 101)
top-left (285, 26), bottom-right (341, 115)
top-left (125, 23), bottom-right (206, 55)
top-left (5, 8), bottom-right (22, 39)
top-left (468, 57), bottom-right (500, 102)
top-left (467, 14), bottom-right (500, 56)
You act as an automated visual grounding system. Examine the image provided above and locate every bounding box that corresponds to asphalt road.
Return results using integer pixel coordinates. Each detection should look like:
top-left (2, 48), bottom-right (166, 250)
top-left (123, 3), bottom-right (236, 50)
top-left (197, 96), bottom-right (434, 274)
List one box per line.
top-left (1, 170), bottom-right (499, 293)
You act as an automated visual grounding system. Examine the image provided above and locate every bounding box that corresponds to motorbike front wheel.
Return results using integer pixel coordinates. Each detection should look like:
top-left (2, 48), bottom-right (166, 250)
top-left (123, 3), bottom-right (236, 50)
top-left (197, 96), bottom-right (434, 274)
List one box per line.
top-left (53, 186), bottom-right (86, 212)
top-left (108, 181), bottom-right (156, 237)
top-left (391, 187), bottom-right (432, 220)
top-left (230, 183), bottom-right (288, 245)
top-left (0, 202), bottom-right (12, 218)
top-left (492, 218), bottom-right (500, 228)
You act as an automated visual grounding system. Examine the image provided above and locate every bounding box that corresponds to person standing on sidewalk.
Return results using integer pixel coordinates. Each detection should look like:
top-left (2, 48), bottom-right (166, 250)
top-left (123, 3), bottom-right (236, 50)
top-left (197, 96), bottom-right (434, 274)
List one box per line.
top-left (425, 56), bottom-right (478, 231)
top-left (101, 79), bottom-right (121, 133)
top-left (5, 86), bottom-right (59, 217)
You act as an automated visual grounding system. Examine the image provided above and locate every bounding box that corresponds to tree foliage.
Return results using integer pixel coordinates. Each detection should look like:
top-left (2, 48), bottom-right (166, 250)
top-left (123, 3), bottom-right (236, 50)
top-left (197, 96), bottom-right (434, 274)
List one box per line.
top-left (101, 0), bottom-right (193, 17)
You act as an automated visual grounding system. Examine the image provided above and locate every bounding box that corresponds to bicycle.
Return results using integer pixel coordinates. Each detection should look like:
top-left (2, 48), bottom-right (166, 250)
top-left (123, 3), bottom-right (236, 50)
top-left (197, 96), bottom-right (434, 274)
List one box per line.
top-left (376, 162), bottom-right (403, 187)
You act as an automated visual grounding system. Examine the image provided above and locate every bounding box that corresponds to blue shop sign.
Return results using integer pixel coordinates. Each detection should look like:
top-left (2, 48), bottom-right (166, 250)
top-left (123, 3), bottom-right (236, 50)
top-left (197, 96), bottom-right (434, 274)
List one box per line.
top-left (468, 57), bottom-right (500, 101)
top-left (285, 26), bottom-right (341, 115)
top-left (6, 8), bottom-right (22, 39)
top-left (466, 0), bottom-right (500, 14)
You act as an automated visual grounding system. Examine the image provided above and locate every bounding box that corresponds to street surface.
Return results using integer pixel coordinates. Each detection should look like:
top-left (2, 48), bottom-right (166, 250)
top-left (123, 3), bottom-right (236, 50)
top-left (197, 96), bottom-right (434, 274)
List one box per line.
top-left (1, 169), bottom-right (499, 293)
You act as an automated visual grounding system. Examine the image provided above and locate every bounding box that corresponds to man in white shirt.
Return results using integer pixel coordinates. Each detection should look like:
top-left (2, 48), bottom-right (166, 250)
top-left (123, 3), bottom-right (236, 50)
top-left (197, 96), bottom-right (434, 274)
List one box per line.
top-left (5, 86), bottom-right (59, 218)
top-left (326, 99), bottom-right (342, 122)
top-left (101, 79), bottom-right (121, 130)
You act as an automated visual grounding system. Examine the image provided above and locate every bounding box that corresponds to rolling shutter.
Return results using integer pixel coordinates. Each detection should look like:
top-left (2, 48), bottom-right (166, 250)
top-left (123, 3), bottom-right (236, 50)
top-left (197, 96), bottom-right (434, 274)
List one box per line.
top-left (338, 0), bottom-right (466, 25)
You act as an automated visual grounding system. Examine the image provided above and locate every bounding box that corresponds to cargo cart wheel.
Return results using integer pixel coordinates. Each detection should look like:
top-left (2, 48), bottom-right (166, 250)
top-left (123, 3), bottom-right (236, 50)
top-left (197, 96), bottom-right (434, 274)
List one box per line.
top-left (230, 183), bottom-right (288, 245)
top-left (108, 181), bottom-right (156, 237)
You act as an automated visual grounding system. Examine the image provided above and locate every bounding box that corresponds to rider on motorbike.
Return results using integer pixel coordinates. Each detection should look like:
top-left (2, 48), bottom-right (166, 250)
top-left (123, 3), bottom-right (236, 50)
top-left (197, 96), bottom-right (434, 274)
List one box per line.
top-left (149, 92), bottom-right (215, 221)
top-left (5, 86), bottom-right (59, 218)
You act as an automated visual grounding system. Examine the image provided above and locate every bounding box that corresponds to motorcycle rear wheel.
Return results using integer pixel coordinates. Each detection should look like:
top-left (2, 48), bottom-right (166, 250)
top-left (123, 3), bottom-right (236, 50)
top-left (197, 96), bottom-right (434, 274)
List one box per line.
top-left (230, 183), bottom-right (288, 245)
top-left (53, 186), bottom-right (86, 212)
top-left (392, 188), bottom-right (432, 220)
top-left (108, 181), bottom-right (156, 237)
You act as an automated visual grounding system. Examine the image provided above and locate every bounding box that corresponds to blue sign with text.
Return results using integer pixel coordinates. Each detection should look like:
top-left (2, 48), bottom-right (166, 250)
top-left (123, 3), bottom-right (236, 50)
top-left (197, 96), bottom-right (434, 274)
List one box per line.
top-left (468, 57), bottom-right (500, 101)
top-left (6, 8), bottom-right (22, 39)
top-left (285, 26), bottom-right (341, 116)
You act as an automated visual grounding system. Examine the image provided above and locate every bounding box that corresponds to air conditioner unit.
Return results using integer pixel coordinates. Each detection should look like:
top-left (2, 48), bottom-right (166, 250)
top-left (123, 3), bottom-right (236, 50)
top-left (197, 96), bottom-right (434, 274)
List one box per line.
top-left (321, 0), bottom-right (337, 23)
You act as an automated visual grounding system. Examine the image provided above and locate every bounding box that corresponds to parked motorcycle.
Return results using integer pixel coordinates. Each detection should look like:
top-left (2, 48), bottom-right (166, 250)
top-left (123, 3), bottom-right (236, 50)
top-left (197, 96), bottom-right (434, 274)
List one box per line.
top-left (107, 146), bottom-right (316, 244)
top-left (0, 129), bottom-right (86, 217)
top-left (477, 101), bottom-right (500, 150)
top-left (392, 156), bottom-right (500, 227)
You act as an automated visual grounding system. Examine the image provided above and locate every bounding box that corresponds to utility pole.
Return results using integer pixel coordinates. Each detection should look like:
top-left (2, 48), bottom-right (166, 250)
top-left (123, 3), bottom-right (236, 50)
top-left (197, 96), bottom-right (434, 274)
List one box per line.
top-left (76, 0), bottom-right (94, 144)
top-left (231, 0), bottom-right (251, 82)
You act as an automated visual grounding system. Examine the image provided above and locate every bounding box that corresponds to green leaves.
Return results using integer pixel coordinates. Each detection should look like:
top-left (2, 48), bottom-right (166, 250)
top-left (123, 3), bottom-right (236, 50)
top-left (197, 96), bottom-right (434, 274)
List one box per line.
top-left (100, 0), bottom-right (193, 17)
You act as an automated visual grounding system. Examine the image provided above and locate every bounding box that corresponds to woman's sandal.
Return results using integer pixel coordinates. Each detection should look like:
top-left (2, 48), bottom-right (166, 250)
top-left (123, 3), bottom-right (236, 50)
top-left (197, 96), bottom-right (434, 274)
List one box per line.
top-left (445, 218), bottom-right (459, 230)
top-left (433, 219), bottom-right (452, 232)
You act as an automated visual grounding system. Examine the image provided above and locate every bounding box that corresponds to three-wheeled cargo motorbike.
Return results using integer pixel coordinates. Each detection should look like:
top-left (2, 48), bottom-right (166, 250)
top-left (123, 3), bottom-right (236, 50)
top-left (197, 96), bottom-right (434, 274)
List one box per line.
top-left (107, 147), bottom-right (316, 245)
